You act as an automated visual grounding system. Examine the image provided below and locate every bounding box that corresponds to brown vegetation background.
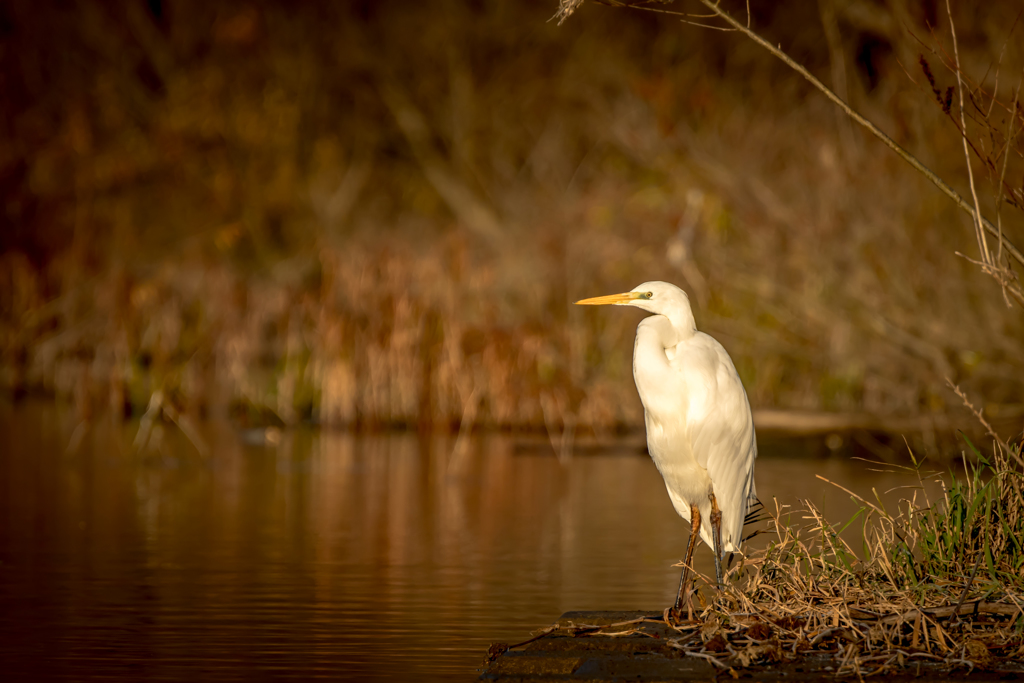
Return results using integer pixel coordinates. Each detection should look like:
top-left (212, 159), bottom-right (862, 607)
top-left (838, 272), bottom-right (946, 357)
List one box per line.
top-left (1, 0), bottom-right (1022, 438)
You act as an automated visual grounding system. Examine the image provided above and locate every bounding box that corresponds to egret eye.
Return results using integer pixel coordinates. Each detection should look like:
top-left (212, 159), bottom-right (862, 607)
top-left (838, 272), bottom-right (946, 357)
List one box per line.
top-left (644, 291), bottom-right (653, 299)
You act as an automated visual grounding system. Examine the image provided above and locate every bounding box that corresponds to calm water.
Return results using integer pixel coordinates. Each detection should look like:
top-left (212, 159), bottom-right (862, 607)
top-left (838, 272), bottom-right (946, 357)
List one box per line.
top-left (0, 402), bottom-right (944, 681)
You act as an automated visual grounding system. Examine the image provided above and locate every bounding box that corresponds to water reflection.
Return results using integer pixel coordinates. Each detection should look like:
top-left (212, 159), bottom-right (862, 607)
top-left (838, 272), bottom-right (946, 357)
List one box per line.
top-left (0, 403), bottom-right (945, 680)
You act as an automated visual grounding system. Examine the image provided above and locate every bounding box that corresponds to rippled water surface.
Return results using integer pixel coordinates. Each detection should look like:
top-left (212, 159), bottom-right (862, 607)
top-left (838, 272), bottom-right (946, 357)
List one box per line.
top-left (0, 402), bottom-right (944, 681)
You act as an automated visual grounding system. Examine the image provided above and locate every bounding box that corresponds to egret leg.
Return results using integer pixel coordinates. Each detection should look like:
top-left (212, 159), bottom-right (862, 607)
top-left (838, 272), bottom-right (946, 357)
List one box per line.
top-left (670, 504), bottom-right (701, 622)
top-left (709, 493), bottom-right (724, 587)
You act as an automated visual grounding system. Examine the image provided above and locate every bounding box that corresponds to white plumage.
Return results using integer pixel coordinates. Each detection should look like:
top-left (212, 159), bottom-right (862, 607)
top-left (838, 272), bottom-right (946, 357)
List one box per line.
top-left (577, 280), bottom-right (757, 618)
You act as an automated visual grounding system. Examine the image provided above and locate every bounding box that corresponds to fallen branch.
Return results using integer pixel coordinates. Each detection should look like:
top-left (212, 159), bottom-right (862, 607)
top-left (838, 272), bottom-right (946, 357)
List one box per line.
top-left (877, 600), bottom-right (1024, 625)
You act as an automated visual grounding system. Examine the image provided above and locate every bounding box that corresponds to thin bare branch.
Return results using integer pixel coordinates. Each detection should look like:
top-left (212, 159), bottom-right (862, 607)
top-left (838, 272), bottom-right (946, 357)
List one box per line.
top-left (687, 0), bottom-right (1024, 272)
top-left (945, 0), bottom-right (990, 265)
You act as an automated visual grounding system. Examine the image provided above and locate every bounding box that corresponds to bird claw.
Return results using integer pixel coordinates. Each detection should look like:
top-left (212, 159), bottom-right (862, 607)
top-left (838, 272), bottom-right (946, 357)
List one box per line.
top-left (666, 598), bottom-right (693, 625)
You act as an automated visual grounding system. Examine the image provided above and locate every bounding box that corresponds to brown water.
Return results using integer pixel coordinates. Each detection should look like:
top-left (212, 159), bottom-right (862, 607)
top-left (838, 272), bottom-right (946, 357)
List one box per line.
top-left (0, 402), bottom-right (945, 681)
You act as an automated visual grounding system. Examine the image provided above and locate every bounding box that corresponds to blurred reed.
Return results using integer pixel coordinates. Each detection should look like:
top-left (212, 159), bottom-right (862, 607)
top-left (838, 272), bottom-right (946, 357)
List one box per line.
top-left (0, 0), bottom-right (1022, 438)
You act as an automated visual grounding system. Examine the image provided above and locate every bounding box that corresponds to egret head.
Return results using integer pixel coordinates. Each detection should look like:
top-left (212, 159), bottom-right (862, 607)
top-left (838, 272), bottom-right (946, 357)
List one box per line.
top-left (575, 281), bottom-right (696, 333)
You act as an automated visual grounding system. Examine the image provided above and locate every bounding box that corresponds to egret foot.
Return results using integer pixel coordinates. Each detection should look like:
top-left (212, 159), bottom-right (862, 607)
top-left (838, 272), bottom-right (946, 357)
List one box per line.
top-left (667, 586), bottom-right (695, 624)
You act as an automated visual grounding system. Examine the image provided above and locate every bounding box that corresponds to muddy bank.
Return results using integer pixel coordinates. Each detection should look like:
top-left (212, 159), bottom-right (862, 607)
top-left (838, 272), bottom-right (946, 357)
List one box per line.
top-left (481, 611), bottom-right (1024, 681)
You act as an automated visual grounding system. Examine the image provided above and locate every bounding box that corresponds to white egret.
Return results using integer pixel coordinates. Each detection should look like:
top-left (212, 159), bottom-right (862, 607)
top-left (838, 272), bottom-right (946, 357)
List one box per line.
top-left (576, 281), bottom-right (757, 619)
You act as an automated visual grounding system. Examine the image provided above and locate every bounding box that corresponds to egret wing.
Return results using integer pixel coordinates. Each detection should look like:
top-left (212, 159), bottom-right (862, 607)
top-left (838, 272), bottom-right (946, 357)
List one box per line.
top-left (686, 337), bottom-right (757, 550)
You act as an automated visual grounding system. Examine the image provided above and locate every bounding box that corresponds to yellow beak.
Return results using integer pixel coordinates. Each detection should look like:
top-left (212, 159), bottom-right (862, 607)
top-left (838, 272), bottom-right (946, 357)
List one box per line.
top-left (575, 292), bottom-right (642, 306)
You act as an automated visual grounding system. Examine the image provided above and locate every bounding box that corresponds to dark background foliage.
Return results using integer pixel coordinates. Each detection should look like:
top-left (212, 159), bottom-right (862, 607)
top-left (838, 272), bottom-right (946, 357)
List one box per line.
top-left (1, 0), bottom-right (1022, 440)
